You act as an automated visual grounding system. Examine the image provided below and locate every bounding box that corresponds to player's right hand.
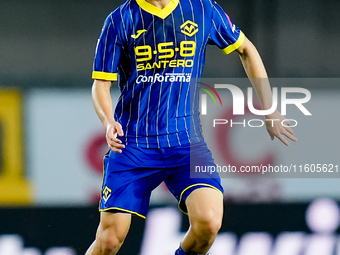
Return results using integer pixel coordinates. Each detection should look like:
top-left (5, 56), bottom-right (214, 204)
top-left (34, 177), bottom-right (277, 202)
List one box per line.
top-left (106, 121), bottom-right (125, 153)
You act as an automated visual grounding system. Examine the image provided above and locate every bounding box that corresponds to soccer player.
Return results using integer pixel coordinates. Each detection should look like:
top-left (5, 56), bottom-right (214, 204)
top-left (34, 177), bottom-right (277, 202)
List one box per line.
top-left (86, 0), bottom-right (297, 254)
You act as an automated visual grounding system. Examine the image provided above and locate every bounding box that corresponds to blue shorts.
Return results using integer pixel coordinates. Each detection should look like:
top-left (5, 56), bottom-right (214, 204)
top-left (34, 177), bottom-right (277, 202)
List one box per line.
top-left (99, 141), bottom-right (223, 218)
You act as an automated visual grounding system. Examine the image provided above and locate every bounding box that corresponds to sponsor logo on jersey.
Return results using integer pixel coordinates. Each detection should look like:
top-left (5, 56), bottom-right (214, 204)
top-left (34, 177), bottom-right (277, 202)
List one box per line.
top-left (131, 29), bottom-right (147, 39)
top-left (137, 59), bottom-right (194, 71)
top-left (180, 21), bottom-right (199, 37)
top-left (136, 73), bottom-right (192, 84)
top-left (135, 41), bottom-right (196, 71)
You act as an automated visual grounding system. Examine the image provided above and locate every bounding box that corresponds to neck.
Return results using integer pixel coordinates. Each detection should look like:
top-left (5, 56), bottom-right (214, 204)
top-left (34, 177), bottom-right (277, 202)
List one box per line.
top-left (145, 0), bottom-right (171, 9)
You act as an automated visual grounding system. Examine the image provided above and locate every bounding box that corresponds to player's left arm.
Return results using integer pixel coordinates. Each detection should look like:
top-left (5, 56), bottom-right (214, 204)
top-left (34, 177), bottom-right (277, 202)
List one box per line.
top-left (235, 37), bottom-right (297, 146)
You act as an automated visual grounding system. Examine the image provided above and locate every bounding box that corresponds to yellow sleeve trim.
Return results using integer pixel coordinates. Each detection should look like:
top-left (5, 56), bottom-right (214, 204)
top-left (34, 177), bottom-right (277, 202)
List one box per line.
top-left (222, 31), bottom-right (245, 55)
top-left (92, 71), bottom-right (118, 81)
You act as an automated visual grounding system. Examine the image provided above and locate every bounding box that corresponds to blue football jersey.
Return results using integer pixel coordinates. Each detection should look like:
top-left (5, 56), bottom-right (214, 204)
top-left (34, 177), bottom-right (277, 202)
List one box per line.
top-left (93, 0), bottom-right (244, 148)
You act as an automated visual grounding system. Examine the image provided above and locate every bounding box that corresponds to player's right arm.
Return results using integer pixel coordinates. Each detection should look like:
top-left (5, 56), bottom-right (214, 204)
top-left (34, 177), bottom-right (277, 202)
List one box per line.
top-left (92, 79), bottom-right (125, 153)
top-left (92, 12), bottom-right (125, 153)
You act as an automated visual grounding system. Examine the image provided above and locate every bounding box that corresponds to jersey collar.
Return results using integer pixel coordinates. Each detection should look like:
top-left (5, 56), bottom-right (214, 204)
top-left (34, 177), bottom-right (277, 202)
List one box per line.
top-left (136, 0), bottom-right (179, 19)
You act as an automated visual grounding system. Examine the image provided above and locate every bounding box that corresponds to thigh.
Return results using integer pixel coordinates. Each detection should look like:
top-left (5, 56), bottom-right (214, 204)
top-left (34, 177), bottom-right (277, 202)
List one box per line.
top-left (185, 188), bottom-right (224, 222)
top-left (97, 211), bottom-right (132, 241)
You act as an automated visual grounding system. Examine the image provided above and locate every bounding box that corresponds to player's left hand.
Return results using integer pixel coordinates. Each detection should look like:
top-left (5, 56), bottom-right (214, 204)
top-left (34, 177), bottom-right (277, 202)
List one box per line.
top-left (265, 110), bottom-right (298, 146)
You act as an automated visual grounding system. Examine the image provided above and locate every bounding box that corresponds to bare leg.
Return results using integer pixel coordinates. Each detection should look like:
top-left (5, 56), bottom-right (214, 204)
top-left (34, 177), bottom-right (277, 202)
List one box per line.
top-left (85, 211), bottom-right (132, 255)
top-left (180, 188), bottom-right (223, 254)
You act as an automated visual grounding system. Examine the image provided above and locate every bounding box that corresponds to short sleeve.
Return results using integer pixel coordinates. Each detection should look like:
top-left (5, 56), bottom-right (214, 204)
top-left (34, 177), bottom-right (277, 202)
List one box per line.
top-left (209, 3), bottom-right (245, 55)
top-left (92, 14), bottom-right (123, 81)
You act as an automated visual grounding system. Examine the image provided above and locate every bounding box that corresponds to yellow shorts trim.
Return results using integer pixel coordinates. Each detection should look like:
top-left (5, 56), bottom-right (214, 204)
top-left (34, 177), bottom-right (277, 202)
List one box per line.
top-left (92, 71), bottom-right (118, 81)
top-left (99, 207), bottom-right (146, 219)
top-left (178, 183), bottom-right (224, 215)
top-left (222, 31), bottom-right (245, 55)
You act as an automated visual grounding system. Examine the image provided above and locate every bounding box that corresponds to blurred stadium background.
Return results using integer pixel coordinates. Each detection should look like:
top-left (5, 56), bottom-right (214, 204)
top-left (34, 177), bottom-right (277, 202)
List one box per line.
top-left (1, 0), bottom-right (340, 254)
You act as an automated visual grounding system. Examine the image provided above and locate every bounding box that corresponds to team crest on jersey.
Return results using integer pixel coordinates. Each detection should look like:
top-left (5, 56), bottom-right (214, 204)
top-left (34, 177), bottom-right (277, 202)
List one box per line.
top-left (180, 21), bottom-right (199, 37)
top-left (102, 186), bottom-right (112, 202)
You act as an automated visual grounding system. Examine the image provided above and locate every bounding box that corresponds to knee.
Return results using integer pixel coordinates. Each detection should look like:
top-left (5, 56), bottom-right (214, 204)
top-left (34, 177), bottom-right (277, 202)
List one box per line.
top-left (100, 235), bottom-right (122, 254)
top-left (92, 212), bottom-right (130, 255)
top-left (97, 228), bottom-right (126, 255)
top-left (191, 210), bottom-right (222, 237)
